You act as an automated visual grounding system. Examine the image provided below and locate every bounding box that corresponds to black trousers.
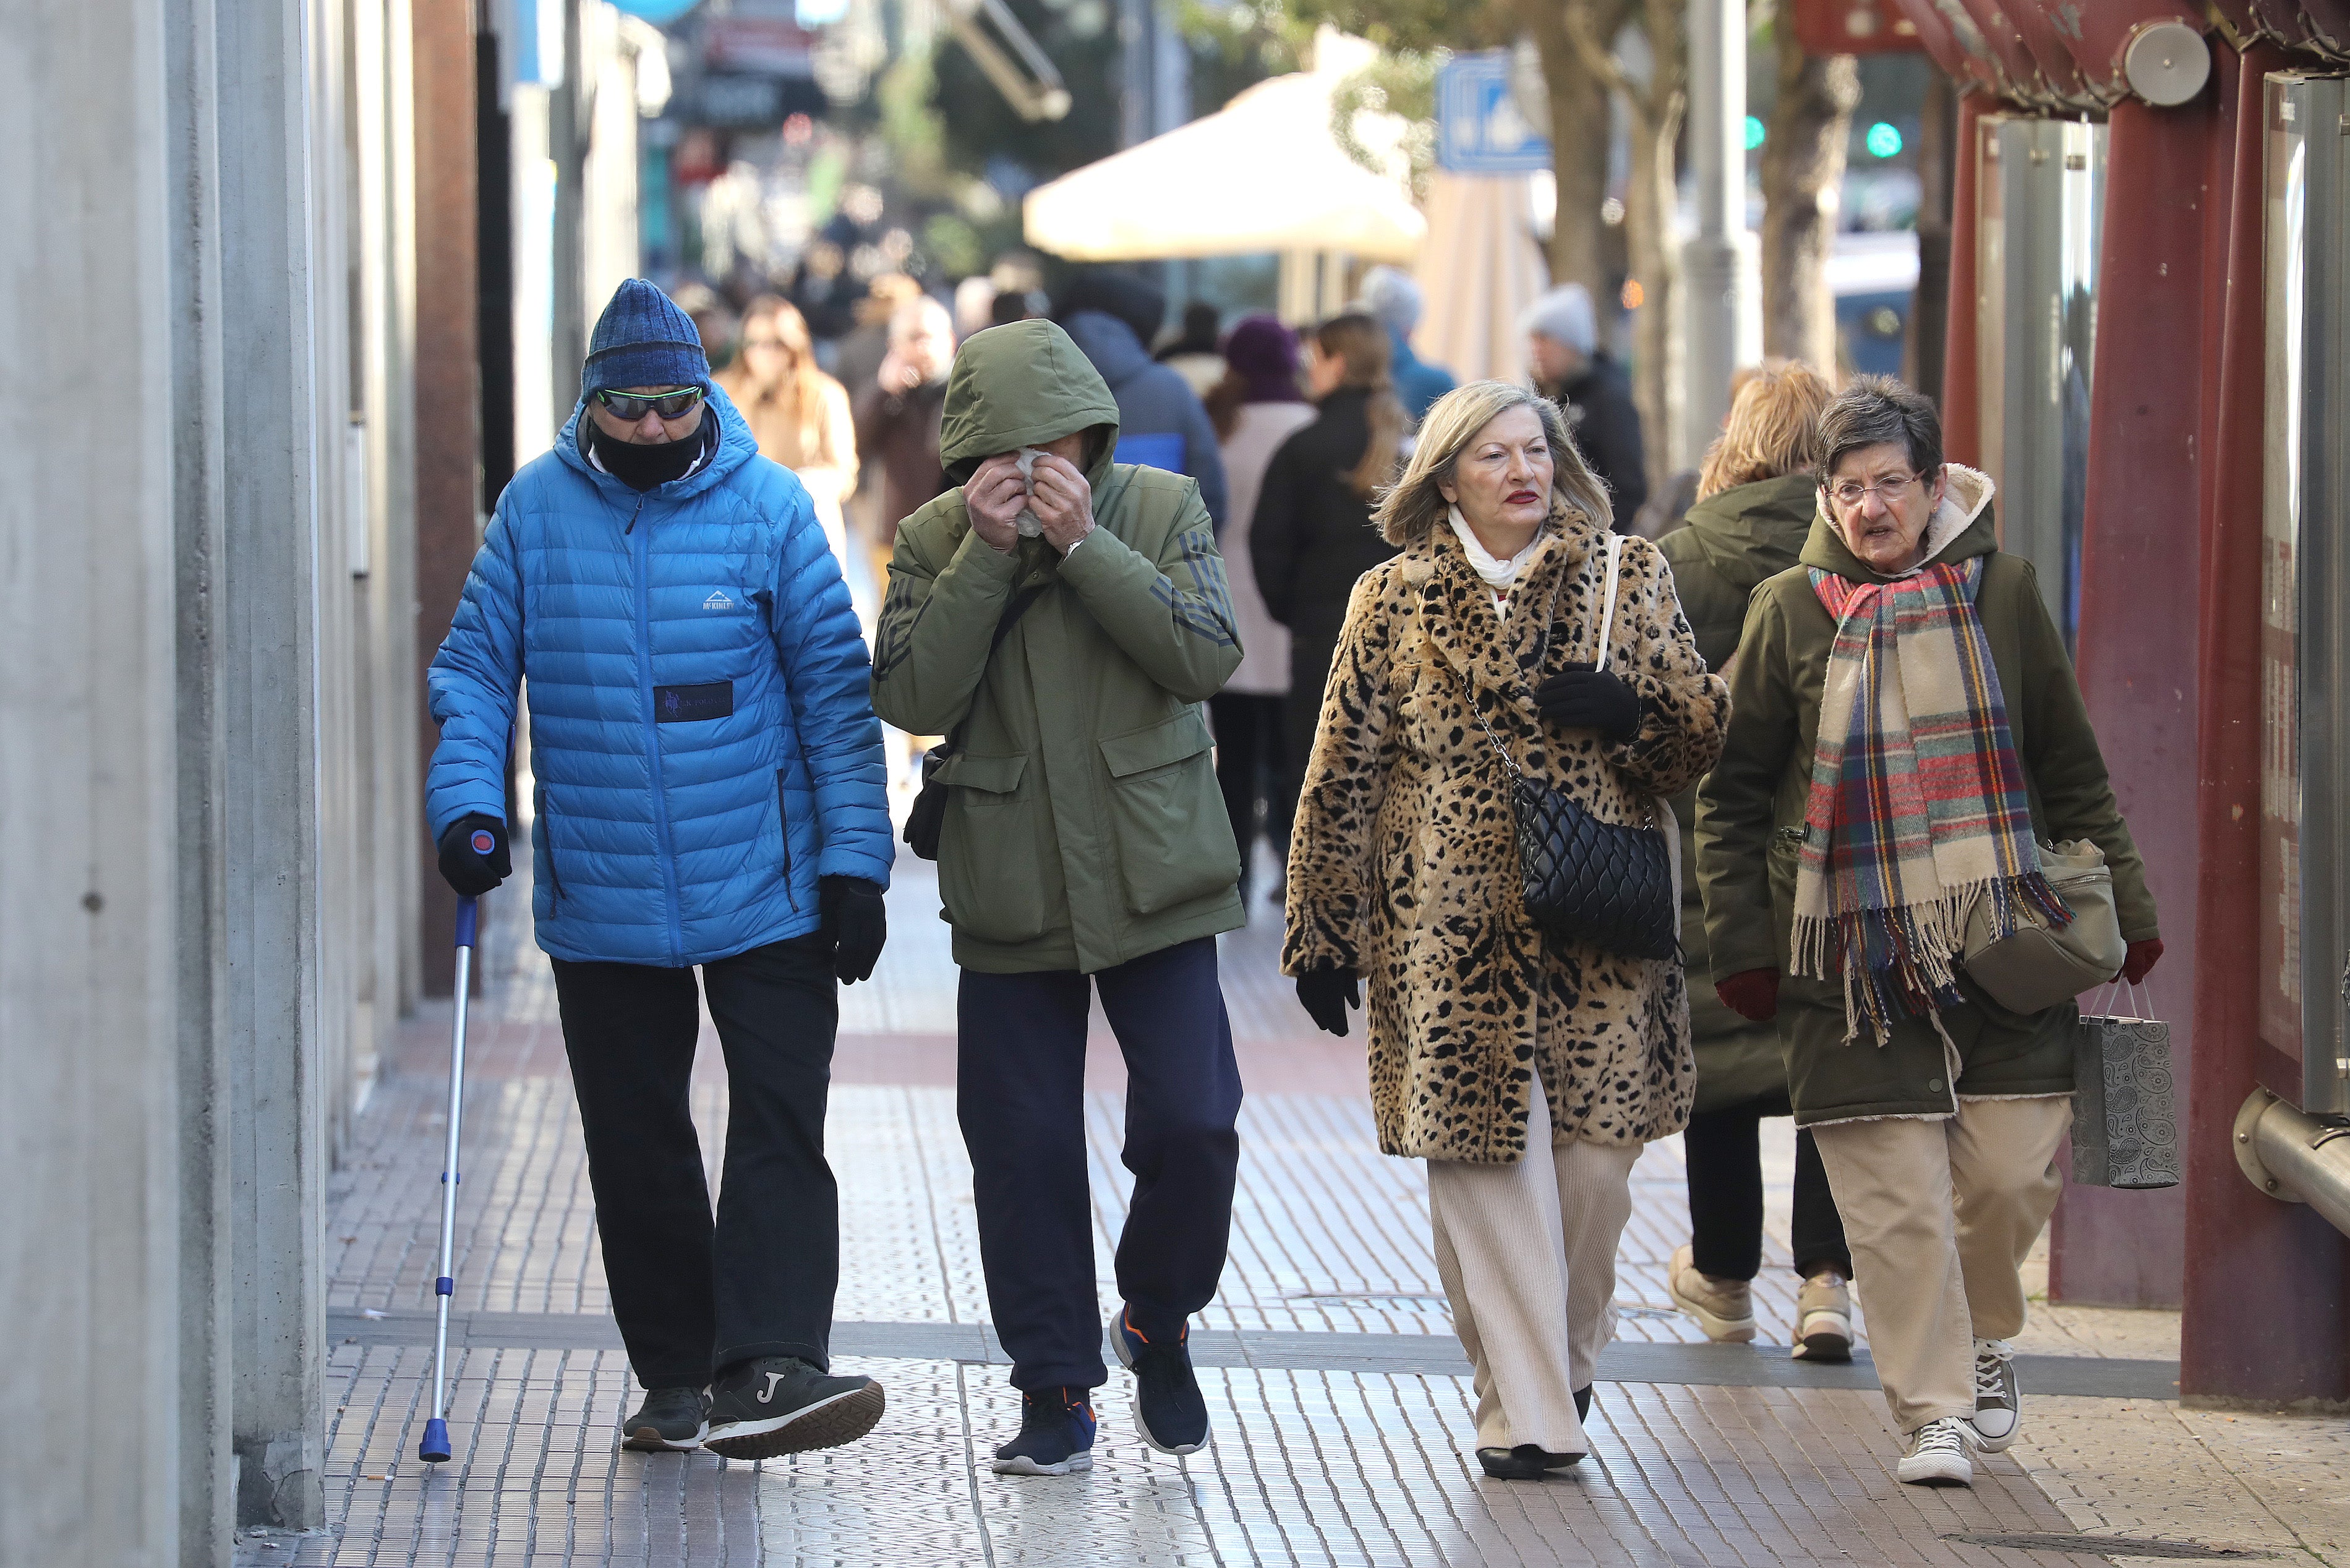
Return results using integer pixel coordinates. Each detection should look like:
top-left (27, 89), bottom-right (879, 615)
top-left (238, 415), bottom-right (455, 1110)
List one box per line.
top-left (957, 937), bottom-right (1242, 1392)
top-left (1211, 692), bottom-right (1291, 893)
top-left (1684, 1094), bottom-right (1853, 1283)
top-left (550, 934), bottom-right (840, 1389)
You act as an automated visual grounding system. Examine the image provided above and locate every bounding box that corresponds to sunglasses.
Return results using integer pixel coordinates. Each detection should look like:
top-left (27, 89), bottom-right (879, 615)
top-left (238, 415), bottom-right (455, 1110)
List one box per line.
top-left (595, 385), bottom-right (704, 421)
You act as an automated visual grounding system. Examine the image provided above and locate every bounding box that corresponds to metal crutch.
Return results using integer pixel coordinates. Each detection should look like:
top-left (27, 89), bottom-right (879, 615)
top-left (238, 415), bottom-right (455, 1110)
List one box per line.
top-left (420, 892), bottom-right (481, 1465)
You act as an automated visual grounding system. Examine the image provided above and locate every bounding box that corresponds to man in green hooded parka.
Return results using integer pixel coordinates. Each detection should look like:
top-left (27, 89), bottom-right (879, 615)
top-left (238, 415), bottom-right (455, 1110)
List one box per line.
top-left (872, 318), bottom-right (1246, 1478)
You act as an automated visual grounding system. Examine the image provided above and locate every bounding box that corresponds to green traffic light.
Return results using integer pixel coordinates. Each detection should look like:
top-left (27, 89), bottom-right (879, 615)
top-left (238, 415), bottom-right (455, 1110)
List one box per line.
top-left (1743, 115), bottom-right (1765, 151)
top-left (1866, 121), bottom-right (1903, 158)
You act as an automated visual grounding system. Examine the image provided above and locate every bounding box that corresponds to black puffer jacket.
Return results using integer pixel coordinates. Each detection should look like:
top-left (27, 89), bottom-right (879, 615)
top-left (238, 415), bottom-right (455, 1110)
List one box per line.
top-left (1249, 388), bottom-right (1400, 784)
top-left (1549, 354), bottom-right (1647, 531)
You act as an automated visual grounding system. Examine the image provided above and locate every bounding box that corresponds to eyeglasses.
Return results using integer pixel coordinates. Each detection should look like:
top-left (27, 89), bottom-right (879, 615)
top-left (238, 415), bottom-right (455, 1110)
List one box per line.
top-left (1826, 473), bottom-right (1921, 509)
top-left (595, 386), bottom-right (704, 421)
top-left (740, 335), bottom-right (787, 351)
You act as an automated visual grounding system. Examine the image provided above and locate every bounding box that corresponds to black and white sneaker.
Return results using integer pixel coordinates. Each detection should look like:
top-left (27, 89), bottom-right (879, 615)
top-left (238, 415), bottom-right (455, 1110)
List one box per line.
top-left (704, 1357), bottom-right (885, 1460)
top-left (1969, 1337), bottom-right (2022, 1451)
top-left (620, 1386), bottom-right (709, 1452)
top-left (1110, 1305), bottom-right (1210, 1456)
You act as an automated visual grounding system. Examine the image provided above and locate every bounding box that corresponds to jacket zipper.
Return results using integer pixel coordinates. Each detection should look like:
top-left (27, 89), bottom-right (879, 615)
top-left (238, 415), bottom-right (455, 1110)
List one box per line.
top-left (633, 501), bottom-right (685, 963)
top-left (536, 782), bottom-right (566, 908)
top-left (777, 769), bottom-right (800, 911)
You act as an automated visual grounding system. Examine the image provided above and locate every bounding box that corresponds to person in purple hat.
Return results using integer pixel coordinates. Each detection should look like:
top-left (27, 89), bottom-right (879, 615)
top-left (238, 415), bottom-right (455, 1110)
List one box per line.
top-left (1201, 318), bottom-right (1315, 909)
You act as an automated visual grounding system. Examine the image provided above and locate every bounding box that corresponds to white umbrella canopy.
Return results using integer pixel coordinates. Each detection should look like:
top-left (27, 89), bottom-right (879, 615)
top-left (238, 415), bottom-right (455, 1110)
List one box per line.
top-left (1411, 170), bottom-right (1549, 388)
top-left (1022, 48), bottom-right (1424, 264)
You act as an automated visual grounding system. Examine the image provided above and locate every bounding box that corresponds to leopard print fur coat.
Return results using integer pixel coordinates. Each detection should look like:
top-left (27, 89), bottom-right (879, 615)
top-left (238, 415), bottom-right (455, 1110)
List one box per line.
top-left (1281, 505), bottom-right (1730, 1162)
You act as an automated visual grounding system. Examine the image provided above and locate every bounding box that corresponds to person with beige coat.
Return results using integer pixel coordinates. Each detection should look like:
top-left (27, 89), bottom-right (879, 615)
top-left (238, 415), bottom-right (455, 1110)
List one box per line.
top-left (1282, 380), bottom-right (1728, 1478)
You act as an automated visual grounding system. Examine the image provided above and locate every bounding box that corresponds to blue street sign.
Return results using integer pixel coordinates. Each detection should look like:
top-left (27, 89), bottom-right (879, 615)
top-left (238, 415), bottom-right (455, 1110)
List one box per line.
top-left (1436, 51), bottom-right (1551, 174)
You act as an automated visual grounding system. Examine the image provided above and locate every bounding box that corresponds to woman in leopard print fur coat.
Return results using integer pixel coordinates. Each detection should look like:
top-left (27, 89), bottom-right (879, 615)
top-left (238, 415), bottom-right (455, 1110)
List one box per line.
top-left (1282, 380), bottom-right (1727, 1476)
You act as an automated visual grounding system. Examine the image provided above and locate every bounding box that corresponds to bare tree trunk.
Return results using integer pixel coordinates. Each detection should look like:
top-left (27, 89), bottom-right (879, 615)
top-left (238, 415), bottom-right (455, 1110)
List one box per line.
top-left (1760, 24), bottom-right (1858, 374)
top-left (1566, 0), bottom-right (1685, 487)
top-left (1623, 75), bottom-right (1685, 485)
top-left (1520, 0), bottom-right (1626, 297)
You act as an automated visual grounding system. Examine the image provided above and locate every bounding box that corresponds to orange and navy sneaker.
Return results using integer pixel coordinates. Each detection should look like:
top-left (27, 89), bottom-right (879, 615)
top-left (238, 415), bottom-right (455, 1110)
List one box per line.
top-left (991, 1386), bottom-right (1096, 1476)
top-left (1110, 1305), bottom-right (1210, 1455)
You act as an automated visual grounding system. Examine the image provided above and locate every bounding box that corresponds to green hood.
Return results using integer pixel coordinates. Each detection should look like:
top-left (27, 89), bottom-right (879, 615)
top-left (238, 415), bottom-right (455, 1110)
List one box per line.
top-left (1677, 472), bottom-right (1816, 597)
top-left (938, 320), bottom-right (1122, 488)
top-left (1800, 462), bottom-right (1998, 582)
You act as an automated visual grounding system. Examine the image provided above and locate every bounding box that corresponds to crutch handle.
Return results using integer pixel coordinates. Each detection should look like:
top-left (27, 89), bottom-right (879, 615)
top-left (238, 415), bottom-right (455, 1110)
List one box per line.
top-left (455, 894), bottom-right (479, 950)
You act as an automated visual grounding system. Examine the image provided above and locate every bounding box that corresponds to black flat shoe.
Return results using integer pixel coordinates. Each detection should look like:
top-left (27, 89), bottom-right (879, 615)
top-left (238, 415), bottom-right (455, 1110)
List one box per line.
top-left (1477, 1442), bottom-right (1583, 1479)
top-left (1575, 1384), bottom-right (1593, 1423)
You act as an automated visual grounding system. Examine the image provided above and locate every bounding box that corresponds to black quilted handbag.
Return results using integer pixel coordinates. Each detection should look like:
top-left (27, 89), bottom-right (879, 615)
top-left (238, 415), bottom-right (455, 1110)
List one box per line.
top-left (1462, 532), bottom-right (1677, 960)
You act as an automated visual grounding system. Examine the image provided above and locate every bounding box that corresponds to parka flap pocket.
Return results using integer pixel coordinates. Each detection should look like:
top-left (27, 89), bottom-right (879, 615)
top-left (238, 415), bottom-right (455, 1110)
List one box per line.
top-left (1099, 710), bottom-right (1213, 778)
top-left (938, 751), bottom-right (1028, 795)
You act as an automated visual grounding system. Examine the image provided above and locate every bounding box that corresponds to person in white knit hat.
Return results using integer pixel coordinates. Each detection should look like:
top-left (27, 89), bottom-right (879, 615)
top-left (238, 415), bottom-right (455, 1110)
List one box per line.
top-left (1521, 283), bottom-right (1646, 531)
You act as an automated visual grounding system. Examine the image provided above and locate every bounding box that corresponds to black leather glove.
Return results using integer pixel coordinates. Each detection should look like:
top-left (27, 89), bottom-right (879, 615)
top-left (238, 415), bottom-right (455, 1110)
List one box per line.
top-left (1295, 966), bottom-right (1361, 1038)
top-left (1534, 662), bottom-right (1641, 742)
top-left (436, 814), bottom-right (511, 897)
top-left (821, 875), bottom-right (888, 984)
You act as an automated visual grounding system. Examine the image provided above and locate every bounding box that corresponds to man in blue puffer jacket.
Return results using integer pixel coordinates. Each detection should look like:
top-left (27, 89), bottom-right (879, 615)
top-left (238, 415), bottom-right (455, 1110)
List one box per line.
top-left (427, 279), bottom-right (893, 1462)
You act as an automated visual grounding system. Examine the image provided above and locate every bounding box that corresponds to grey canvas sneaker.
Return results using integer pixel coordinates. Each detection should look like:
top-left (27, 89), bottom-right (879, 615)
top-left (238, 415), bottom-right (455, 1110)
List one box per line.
top-left (1969, 1337), bottom-right (2022, 1451)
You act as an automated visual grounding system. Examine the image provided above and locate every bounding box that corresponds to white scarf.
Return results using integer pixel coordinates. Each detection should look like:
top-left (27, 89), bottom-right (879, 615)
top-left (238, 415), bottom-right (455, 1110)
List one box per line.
top-left (1446, 505), bottom-right (1544, 618)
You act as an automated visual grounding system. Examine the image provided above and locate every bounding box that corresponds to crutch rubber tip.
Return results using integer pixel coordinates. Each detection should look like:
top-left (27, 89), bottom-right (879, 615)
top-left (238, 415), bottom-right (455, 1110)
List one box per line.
top-left (421, 1418), bottom-right (451, 1464)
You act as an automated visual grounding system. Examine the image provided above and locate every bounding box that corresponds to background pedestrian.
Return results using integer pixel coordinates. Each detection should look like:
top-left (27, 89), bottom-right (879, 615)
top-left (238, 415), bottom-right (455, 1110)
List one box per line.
top-left (1249, 312), bottom-right (1405, 843)
top-left (1654, 360), bottom-right (1855, 1361)
top-left (717, 296), bottom-right (860, 574)
top-left (1203, 315), bottom-right (1315, 913)
top-left (1522, 283), bottom-right (1647, 532)
top-left (1056, 268), bottom-right (1229, 528)
top-left (1359, 264), bottom-right (1456, 422)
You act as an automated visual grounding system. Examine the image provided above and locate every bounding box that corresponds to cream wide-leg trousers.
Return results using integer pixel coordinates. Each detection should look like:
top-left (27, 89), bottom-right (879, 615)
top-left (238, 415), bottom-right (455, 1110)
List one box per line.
top-left (1810, 1095), bottom-right (2072, 1434)
top-left (1427, 1083), bottom-right (1643, 1454)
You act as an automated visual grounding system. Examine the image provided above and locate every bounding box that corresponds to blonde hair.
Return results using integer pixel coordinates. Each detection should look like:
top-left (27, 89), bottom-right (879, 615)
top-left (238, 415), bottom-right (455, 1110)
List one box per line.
top-left (1313, 313), bottom-right (1407, 498)
top-left (1696, 359), bottom-right (1835, 499)
top-left (732, 296), bottom-right (831, 457)
top-left (1372, 380), bottom-right (1612, 547)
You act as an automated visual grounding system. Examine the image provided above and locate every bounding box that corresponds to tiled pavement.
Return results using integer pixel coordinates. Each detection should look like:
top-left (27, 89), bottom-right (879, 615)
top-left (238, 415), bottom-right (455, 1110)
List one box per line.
top-left (241, 847), bottom-right (2349, 1566)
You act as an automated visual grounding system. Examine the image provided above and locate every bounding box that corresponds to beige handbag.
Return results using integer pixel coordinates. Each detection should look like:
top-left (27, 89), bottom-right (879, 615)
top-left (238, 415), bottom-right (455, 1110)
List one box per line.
top-left (1961, 839), bottom-right (2127, 1014)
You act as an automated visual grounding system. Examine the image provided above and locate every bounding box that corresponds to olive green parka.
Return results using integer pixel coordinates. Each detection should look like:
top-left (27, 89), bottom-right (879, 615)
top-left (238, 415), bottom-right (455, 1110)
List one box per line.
top-left (1657, 472), bottom-right (1814, 1114)
top-left (1693, 467), bottom-right (2159, 1125)
top-left (870, 320), bottom-right (1245, 973)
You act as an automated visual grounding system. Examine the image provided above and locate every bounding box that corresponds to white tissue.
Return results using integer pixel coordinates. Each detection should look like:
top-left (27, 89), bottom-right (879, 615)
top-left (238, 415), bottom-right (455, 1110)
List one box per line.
top-left (1014, 446), bottom-right (1046, 537)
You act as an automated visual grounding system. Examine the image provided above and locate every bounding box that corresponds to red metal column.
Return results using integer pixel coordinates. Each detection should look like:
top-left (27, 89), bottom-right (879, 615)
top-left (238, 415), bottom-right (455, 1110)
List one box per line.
top-left (2181, 41), bottom-right (2350, 1404)
top-left (1939, 92), bottom-right (1984, 458)
top-left (2058, 91), bottom-right (2216, 1306)
top-left (415, 0), bottom-right (482, 997)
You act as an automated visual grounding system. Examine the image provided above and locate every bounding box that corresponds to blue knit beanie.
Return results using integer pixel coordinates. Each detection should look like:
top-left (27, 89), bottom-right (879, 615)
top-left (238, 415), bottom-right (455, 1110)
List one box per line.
top-left (582, 279), bottom-right (711, 396)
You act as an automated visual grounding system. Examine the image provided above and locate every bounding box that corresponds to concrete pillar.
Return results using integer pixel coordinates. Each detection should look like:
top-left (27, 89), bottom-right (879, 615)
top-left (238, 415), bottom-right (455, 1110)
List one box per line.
top-left (216, 0), bottom-right (329, 1529)
top-left (166, 0), bottom-right (238, 1556)
top-left (1, 2), bottom-right (190, 1561)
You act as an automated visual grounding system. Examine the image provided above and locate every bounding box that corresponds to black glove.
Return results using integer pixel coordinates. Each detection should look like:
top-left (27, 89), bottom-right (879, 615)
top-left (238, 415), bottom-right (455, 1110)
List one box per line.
top-left (1296, 965), bottom-right (1361, 1038)
top-left (821, 875), bottom-right (888, 984)
top-left (436, 814), bottom-right (511, 897)
top-left (1533, 662), bottom-right (1641, 743)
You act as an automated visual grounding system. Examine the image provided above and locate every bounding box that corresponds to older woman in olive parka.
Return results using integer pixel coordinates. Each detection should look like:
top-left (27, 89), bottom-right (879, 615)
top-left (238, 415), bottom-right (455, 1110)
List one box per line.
top-left (1694, 377), bottom-right (2161, 1489)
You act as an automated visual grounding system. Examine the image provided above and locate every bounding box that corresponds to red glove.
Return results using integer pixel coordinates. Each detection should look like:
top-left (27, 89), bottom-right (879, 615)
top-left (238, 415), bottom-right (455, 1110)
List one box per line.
top-left (1716, 968), bottom-right (1780, 1023)
top-left (2119, 938), bottom-right (2164, 986)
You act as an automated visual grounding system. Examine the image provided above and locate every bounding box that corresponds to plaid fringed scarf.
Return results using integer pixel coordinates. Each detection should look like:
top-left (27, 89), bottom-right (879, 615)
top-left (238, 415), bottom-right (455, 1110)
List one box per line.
top-left (1791, 558), bottom-right (2070, 1043)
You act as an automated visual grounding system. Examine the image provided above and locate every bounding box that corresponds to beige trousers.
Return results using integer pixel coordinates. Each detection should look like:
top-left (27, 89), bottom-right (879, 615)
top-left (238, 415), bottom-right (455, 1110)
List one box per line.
top-left (1427, 1084), bottom-right (1643, 1454)
top-left (1810, 1096), bottom-right (2072, 1434)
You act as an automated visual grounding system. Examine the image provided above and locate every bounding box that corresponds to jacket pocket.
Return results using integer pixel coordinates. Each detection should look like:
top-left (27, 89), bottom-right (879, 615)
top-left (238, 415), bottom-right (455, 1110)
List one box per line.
top-left (535, 780), bottom-right (566, 911)
top-left (776, 769), bottom-right (800, 912)
top-left (936, 751), bottom-right (1051, 944)
top-left (1099, 709), bottom-right (1241, 916)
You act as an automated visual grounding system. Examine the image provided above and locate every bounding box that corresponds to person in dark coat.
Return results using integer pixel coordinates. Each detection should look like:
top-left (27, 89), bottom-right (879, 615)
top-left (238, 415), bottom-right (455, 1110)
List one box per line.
top-left (1249, 312), bottom-right (1405, 820)
top-left (851, 294), bottom-right (955, 548)
top-left (1654, 360), bottom-right (1853, 1365)
top-left (1522, 283), bottom-right (1647, 532)
top-left (1056, 270), bottom-right (1229, 529)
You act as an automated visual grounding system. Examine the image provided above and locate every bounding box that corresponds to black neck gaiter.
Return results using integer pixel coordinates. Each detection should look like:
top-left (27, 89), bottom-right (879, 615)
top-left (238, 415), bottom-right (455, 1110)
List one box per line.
top-left (589, 414), bottom-right (712, 493)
